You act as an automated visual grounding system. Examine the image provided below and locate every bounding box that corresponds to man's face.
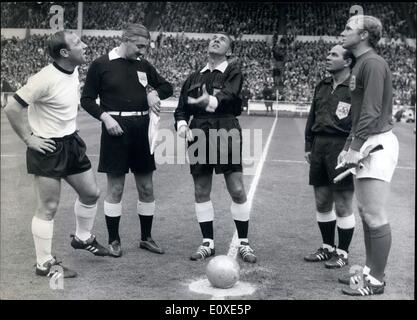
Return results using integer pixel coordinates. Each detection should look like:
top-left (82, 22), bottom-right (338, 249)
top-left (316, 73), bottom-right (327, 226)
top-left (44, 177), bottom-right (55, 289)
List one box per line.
top-left (64, 32), bottom-right (87, 65)
top-left (326, 45), bottom-right (349, 73)
top-left (208, 33), bottom-right (231, 56)
top-left (125, 36), bottom-right (149, 60)
top-left (340, 17), bottom-right (363, 49)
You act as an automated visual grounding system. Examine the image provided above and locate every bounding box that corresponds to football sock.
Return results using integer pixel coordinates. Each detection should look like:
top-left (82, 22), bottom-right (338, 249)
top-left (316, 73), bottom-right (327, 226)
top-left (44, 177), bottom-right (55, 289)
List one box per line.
top-left (363, 265), bottom-right (370, 276)
top-left (336, 214), bottom-right (355, 255)
top-left (316, 210), bottom-right (336, 248)
top-left (195, 201), bottom-right (214, 240)
top-left (234, 220), bottom-right (249, 239)
top-left (231, 201), bottom-right (250, 239)
top-left (137, 200), bottom-right (155, 241)
top-left (74, 198), bottom-right (97, 241)
top-left (104, 201), bottom-right (122, 244)
top-left (368, 223), bottom-right (391, 282)
top-left (31, 216), bottom-right (54, 266)
top-left (362, 220), bottom-right (372, 270)
top-left (366, 273), bottom-right (384, 286)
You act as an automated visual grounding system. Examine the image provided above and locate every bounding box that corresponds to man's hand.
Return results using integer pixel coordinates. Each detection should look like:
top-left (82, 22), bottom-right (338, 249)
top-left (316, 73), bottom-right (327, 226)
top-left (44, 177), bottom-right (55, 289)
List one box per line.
top-left (187, 84), bottom-right (211, 110)
top-left (305, 151), bottom-right (311, 164)
top-left (341, 148), bottom-right (361, 169)
top-left (178, 124), bottom-right (194, 142)
top-left (147, 90), bottom-right (161, 116)
top-left (337, 150), bottom-right (347, 166)
top-left (100, 113), bottom-right (124, 136)
top-left (25, 135), bottom-right (56, 154)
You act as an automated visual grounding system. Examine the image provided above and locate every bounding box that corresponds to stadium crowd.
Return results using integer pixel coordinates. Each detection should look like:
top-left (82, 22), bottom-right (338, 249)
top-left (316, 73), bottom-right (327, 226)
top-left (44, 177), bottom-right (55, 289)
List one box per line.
top-left (1, 33), bottom-right (415, 106)
top-left (2, 2), bottom-right (414, 38)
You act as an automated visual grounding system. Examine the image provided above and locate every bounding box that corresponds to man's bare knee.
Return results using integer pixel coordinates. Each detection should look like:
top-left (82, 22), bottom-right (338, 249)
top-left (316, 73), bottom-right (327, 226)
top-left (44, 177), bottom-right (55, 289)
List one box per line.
top-left (37, 200), bottom-right (59, 220)
top-left (107, 184), bottom-right (124, 202)
top-left (138, 183), bottom-right (154, 202)
top-left (80, 187), bottom-right (100, 205)
top-left (229, 185), bottom-right (247, 203)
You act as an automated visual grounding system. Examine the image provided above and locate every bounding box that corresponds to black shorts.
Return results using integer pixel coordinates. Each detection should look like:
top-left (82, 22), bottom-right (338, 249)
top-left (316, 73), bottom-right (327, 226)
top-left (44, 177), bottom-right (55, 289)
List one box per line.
top-left (188, 115), bottom-right (243, 175)
top-left (26, 132), bottom-right (92, 178)
top-left (98, 115), bottom-right (156, 175)
top-left (309, 135), bottom-right (354, 191)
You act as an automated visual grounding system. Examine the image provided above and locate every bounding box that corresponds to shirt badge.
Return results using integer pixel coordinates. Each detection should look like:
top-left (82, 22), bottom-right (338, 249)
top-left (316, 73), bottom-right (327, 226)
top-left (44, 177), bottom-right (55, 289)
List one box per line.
top-left (137, 71), bottom-right (148, 87)
top-left (336, 101), bottom-right (351, 120)
top-left (349, 75), bottom-right (356, 91)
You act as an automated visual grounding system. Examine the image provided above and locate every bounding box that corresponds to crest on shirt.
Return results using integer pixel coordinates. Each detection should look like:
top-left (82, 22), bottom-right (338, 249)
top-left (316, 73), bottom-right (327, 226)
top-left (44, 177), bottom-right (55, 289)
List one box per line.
top-left (336, 101), bottom-right (351, 120)
top-left (137, 71), bottom-right (148, 87)
top-left (349, 75), bottom-right (356, 91)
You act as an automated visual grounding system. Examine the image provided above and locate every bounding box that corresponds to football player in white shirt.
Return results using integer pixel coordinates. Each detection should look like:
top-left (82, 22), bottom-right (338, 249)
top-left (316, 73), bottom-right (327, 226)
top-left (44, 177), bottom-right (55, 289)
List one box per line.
top-left (4, 30), bottom-right (109, 279)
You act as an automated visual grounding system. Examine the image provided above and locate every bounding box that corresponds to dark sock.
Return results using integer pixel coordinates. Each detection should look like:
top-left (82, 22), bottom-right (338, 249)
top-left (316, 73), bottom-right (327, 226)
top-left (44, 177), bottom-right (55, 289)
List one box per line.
top-left (234, 220), bottom-right (249, 239)
top-left (318, 220), bottom-right (336, 247)
top-left (369, 223), bottom-right (392, 281)
top-left (105, 215), bottom-right (121, 244)
top-left (199, 221), bottom-right (213, 240)
top-left (362, 220), bottom-right (372, 268)
top-left (337, 226), bottom-right (354, 253)
top-left (138, 214), bottom-right (153, 241)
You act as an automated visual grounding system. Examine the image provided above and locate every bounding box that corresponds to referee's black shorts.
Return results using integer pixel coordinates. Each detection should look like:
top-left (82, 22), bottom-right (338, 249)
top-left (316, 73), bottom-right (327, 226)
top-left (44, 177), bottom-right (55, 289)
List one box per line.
top-left (98, 115), bottom-right (156, 175)
top-left (188, 115), bottom-right (243, 175)
top-left (26, 131), bottom-right (92, 178)
top-left (309, 135), bottom-right (354, 191)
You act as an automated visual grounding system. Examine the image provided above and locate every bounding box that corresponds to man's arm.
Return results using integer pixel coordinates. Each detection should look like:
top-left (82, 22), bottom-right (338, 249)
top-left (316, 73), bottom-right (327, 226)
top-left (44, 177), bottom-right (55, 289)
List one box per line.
top-left (4, 97), bottom-right (56, 154)
top-left (304, 85), bottom-right (319, 153)
top-left (147, 63), bottom-right (173, 100)
top-left (174, 76), bottom-right (192, 130)
top-left (211, 67), bottom-right (243, 113)
top-left (80, 60), bottom-right (104, 120)
top-left (80, 61), bottom-right (124, 136)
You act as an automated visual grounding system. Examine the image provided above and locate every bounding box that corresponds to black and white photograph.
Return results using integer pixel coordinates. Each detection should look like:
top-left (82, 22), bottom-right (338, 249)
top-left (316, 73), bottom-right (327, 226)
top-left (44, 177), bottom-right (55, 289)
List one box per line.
top-left (0, 1), bottom-right (415, 309)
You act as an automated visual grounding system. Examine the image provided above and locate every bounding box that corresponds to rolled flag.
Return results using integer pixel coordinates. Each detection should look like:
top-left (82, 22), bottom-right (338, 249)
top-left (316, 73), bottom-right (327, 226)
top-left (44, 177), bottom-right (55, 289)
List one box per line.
top-left (148, 110), bottom-right (160, 155)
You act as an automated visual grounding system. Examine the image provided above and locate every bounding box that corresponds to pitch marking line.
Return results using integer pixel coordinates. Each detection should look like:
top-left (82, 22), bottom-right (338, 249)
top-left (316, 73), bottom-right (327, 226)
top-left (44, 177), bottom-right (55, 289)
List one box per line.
top-left (188, 112), bottom-right (279, 299)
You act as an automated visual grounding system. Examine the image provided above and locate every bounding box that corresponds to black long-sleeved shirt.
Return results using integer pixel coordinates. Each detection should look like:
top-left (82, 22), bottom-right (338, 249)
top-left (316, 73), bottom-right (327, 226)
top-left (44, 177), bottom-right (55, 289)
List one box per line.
top-left (174, 62), bottom-right (243, 128)
top-left (344, 49), bottom-right (394, 151)
top-left (305, 76), bottom-right (352, 152)
top-left (81, 51), bottom-right (173, 120)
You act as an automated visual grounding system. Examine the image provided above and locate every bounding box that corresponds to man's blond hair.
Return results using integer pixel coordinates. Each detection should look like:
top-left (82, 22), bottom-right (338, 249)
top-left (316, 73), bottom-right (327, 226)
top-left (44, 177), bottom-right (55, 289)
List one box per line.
top-left (348, 15), bottom-right (383, 48)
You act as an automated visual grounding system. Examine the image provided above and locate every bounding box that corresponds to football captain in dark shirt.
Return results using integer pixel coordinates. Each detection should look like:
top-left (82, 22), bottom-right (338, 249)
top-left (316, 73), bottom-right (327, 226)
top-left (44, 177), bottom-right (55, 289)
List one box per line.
top-left (81, 24), bottom-right (173, 257)
top-left (338, 15), bottom-right (399, 296)
top-left (174, 33), bottom-right (257, 263)
top-left (304, 45), bottom-right (356, 269)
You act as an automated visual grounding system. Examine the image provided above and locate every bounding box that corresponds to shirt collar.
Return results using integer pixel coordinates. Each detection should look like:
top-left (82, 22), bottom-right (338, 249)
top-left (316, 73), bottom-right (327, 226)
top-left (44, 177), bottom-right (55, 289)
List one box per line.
top-left (108, 47), bottom-right (141, 61)
top-left (52, 62), bottom-right (74, 74)
top-left (200, 60), bottom-right (228, 73)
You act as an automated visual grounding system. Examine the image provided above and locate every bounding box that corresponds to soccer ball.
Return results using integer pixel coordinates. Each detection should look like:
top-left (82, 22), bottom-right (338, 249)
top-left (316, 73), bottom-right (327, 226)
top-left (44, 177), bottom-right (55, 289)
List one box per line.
top-left (206, 255), bottom-right (240, 289)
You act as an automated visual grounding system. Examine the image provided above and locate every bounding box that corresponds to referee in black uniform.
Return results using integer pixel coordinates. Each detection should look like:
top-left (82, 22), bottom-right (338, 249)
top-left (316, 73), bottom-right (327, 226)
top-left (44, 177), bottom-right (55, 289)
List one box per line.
top-left (304, 44), bottom-right (356, 269)
top-left (81, 24), bottom-right (173, 257)
top-left (174, 33), bottom-right (257, 263)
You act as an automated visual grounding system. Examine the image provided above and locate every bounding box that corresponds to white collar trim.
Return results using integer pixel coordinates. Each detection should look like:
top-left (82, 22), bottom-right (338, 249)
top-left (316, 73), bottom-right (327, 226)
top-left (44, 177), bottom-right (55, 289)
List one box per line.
top-left (108, 47), bottom-right (141, 61)
top-left (200, 60), bottom-right (228, 73)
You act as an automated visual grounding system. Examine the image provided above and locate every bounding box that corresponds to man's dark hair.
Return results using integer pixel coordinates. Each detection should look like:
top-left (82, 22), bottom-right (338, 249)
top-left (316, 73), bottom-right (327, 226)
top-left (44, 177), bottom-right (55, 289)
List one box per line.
top-left (343, 49), bottom-right (356, 69)
top-left (47, 30), bottom-right (70, 60)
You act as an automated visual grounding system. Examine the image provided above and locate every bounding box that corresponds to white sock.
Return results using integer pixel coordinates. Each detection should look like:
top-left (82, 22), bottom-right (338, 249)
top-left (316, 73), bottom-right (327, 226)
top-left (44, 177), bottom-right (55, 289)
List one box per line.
top-left (363, 265), bottom-right (370, 275)
top-left (104, 200), bottom-right (122, 217)
top-left (195, 201), bottom-right (214, 222)
top-left (239, 238), bottom-right (249, 245)
top-left (231, 200), bottom-right (250, 221)
top-left (137, 200), bottom-right (155, 216)
top-left (31, 216), bottom-right (54, 266)
top-left (74, 198), bottom-right (97, 241)
top-left (203, 238), bottom-right (214, 249)
top-left (322, 243), bottom-right (334, 251)
top-left (336, 214), bottom-right (355, 229)
top-left (336, 248), bottom-right (348, 258)
top-left (316, 210), bottom-right (336, 222)
top-left (366, 273), bottom-right (383, 285)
